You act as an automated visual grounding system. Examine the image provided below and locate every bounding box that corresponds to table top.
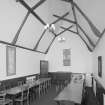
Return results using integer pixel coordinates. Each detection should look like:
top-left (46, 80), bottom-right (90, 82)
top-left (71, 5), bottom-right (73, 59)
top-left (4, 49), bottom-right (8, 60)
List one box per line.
top-left (6, 77), bottom-right (51, 95)
top-left (54, 77), bottom-right (84, 104)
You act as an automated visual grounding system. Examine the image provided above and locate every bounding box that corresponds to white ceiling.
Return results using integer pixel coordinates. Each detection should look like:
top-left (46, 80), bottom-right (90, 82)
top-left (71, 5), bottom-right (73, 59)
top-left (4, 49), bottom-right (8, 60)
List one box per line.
top-left (0, 0), bottom-right (105, 53)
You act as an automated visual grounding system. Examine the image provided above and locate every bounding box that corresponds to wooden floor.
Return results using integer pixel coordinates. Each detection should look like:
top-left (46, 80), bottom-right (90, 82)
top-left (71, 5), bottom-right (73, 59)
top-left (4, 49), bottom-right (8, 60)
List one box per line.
top-left (29, 85), bottom-right (84, 105)
top-left (30, 85), bottom-right (58, 105)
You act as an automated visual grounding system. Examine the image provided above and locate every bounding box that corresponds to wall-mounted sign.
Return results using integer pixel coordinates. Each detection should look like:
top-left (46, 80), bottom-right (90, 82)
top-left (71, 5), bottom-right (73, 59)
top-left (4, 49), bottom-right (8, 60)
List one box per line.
top-left (63, 49), bottom-right (71, 66)
top-left (6, 46), bottom-right (16, 76)
top-left (98, 56), bottom-right (102, 77)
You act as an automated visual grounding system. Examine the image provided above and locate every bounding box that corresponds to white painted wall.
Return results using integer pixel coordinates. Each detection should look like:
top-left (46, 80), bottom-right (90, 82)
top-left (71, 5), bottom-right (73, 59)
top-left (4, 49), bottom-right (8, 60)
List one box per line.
top-left (93, 33), bottom-right (105, 89)
top-left (45, 31), bottom-right (93, 73)
top-left (0, 0), bottom-right (70, 80)
top-left (0, 0), bottom-right (46, 80)
top-left (0, 44), bottom-right (45, 80)
top-left (0, 44), bottom-right (6, 80)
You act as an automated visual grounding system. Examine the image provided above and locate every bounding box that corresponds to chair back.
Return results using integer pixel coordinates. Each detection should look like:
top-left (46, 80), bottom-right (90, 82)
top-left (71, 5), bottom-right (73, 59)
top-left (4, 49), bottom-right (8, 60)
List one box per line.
top-left (21, 85), bottom-right (29, 100)
top-left (0, 91), bottom-right (6, 102)
top-left (18, 81), bottom-right (24, 86)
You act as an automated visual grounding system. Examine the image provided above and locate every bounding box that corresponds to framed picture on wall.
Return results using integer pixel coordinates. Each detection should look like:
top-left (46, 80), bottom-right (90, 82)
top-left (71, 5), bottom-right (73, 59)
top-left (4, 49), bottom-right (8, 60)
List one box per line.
top-left (63, 49), bottom-right (71, 66)
top-left (98, 56), bottom-right (102, 77)
top-left (6, 45), bottom-right (16, 76)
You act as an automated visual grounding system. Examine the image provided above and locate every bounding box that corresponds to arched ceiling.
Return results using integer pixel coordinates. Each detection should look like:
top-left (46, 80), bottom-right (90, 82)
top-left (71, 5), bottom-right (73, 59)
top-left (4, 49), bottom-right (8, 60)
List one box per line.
top-left (0, 0), bottom-right (105, 54)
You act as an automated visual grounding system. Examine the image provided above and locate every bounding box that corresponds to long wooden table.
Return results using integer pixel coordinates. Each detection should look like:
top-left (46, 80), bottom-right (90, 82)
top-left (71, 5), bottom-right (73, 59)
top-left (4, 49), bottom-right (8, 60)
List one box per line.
top-left (54, 76), bottom-right (84, 105)
top-left (7, 78), bottom-right (51, 94)
top-left (6, 78), bottom-right (51, 101)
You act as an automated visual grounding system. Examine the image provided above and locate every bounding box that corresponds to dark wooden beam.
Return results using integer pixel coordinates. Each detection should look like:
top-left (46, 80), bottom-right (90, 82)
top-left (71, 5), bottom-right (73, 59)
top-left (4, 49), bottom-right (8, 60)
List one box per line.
top-left (31, 0), bottom-right (46, 10)
top-left (12, 13), bottom-right (29, 44)
top-left (45, 36), bottom-right (56, 54)
top-left (33, 29), bottom-right (47, 50)
top-left (73, 2), bottom-right (101, 38)
top-left (101, 28), bottom-right (105, 37)
top-left (95, 28), bottom-right (105, 48)
top-left (60, 26), bottom-right (78, 34)
top-left (71, 1), bottom-right (79, 34)
top-left (17, 0), bottom-right (46, 25)
top-left (77, 24), bottom-right (95, 47)
top-left (53, 16), bottom-right (95, 47)
top-left (61, 27), bottom-right (93, 52)
top-left (78, 33), bottom-right (93, 52)
top-left (57, 25), bottom-right (74, 36)
top-left (12, 0), bottom-right (47, 45)
top-left (52, 12), bottom-right (69, 24)
top-left (53, 14), bottom-right (76, 24)
top-left (51, 31), bottom-right (57, 36)
top-left (61, 0), bottom-right (73, 3)
top-left (60, 26), bottom-right (93, 52)
top-left (33, 25), bottom-right (57, 51)
top-left (0, 40), bottom-right (45, 54)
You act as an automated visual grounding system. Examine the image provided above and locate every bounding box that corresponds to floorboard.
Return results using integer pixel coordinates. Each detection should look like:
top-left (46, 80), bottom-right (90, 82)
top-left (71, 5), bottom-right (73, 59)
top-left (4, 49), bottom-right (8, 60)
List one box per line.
top-left (30, 85), bottom-right (58, 105)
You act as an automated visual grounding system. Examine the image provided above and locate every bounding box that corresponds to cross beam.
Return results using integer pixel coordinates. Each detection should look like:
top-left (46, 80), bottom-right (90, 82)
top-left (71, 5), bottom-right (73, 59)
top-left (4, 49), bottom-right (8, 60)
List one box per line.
top-left (57, 25), bottom-right (74, 36)
top-left (17, 0), bottom-right (46, 25)
top-left (0, 40), bottom-right (45, 54)
top-left (77, 24), bottom-right (95, 47)
top-left (53, 15), bottom-right (95, 47)
top-left (33, 12), bottom-right (70, 50)
top-left (52, 12), bottom-right (69, 24)
top-left (45, 36), bottom-right (56, 54)
top-left (33, 29), bottom-right (47, 50)
top-left (60, 26), bottom-right (78, 34)
top-left (71, 1), bottom-right (79, 34)
top-left (60, 26), bottom-right (93, 52)
top-left (61, 0), bottom-right (101, 38)
top-left (53, 14), bottom-right (76, 24)
top-left (61, 0), bottom-right (73, 3)
top-left (12, 0), bottom-right (47, 44)
top-left (73, 2), bottom-right (101, 38)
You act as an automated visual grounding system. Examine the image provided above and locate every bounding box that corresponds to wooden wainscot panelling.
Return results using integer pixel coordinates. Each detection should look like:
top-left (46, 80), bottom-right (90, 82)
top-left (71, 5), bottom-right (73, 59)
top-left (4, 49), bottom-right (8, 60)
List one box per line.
top-left (48, 72), bottom-right (72, 85)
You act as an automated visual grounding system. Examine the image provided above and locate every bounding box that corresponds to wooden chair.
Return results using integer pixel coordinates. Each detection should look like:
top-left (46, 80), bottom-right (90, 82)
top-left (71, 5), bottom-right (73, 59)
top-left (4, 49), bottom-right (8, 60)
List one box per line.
top-left (39, 83), bottom-right (44, 97)
top-left (14, 85), bottom-right (29, 105)
top-left (18, 81), bottom-right (24, 86)
top-left (48, 79), bottom-right (51, 88)
top-left (0, 91), bottom-right (13, 105)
